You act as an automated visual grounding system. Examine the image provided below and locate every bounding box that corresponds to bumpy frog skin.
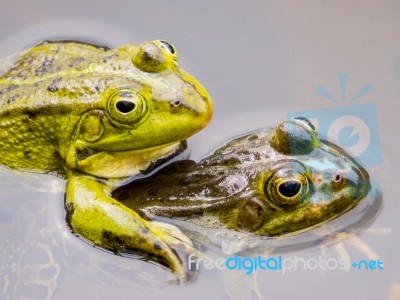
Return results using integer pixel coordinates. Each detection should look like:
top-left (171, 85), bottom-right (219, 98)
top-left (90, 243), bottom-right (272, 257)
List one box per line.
top-left (0, 40), bottom-right (213, 278)
top-left (114, 118), bottom-right (371, 236)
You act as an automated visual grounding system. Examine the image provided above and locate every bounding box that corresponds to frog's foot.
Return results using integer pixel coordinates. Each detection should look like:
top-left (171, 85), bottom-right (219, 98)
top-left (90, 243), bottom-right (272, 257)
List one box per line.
top-left (65, 173), bottom-right (197, 282)
top-left (148, 221), bottom-right (203, 279)
top-left (150, 221), bottom-right (194, 251)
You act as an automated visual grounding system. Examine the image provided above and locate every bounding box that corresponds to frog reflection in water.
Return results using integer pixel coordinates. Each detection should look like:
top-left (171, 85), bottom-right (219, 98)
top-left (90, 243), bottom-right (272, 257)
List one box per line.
top-left (0, 40), bottom-right (213, 278)
top-left (114, 118), bottom-right (371, 237)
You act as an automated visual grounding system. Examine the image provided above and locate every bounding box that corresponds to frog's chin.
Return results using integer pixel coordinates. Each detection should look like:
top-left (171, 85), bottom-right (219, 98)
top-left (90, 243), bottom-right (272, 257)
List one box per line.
top-left (71, 140), bottom-right (187, 179)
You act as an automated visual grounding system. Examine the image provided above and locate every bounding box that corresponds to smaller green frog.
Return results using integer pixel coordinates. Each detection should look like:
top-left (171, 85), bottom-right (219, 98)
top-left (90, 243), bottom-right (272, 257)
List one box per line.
top-left (114, 118), bottom-right (371, 237)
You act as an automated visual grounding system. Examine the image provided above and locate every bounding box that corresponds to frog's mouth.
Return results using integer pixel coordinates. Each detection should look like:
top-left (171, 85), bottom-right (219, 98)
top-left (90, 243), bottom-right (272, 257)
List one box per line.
top-left (135, 140), bottom-right (188, 175)
top-left (68, 140), bottom-right (188, 179)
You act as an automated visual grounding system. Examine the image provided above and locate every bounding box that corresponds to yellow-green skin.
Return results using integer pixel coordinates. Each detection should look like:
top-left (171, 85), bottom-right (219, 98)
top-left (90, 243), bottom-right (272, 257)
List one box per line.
top-left (0, 40), bottom-right (213, 278)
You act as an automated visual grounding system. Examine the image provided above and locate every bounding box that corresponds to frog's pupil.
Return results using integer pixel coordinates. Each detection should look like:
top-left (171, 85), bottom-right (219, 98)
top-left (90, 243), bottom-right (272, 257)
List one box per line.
top-left (159, 40), bottom-right (175, 54)
top-left (278, 180), bottom-right (301, 198)
top-left (116, 100), bottom-right (135, 113)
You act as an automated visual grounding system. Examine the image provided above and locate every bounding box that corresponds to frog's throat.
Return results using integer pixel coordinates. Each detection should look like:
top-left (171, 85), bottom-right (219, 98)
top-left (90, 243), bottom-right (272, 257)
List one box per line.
top-left (66, 141), bottom-right (184, 179)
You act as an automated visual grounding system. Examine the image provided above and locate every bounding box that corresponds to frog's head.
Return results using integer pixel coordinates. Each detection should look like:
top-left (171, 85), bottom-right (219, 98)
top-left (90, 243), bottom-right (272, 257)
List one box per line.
top-left (65, 40), bottom-right (213, 178)
top-left (235, 118), bottom-right (371, 234)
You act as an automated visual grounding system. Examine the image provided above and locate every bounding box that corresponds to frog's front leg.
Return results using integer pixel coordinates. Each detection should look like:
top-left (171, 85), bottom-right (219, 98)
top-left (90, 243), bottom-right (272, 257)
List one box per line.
top-left (64, 171), bottom-right (194, 280)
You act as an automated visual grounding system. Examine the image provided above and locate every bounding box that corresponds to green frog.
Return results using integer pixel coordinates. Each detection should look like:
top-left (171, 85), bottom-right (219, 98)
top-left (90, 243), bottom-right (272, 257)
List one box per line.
top-left (0, 40), bottom-right (213, 278)
top-left (114, 118), bottom-right (371, 236)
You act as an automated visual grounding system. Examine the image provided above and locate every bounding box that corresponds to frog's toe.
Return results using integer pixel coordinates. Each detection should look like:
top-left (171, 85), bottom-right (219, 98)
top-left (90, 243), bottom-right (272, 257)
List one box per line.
top-left (148, 221), bottom-right (203, 277)
top-left (150, 221), bottom-right (193, 248)
top-left (150, 221), bottom-right (203, 256)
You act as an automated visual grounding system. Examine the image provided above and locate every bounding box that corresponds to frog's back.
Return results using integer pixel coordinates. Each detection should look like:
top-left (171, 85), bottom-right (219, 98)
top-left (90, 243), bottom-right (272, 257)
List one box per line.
top-left (1, 42), bottom-right (108, 108)
top-left (0, 42), bottom-right (112, 172)
top-left (1, 41), bottom-right (107, 81)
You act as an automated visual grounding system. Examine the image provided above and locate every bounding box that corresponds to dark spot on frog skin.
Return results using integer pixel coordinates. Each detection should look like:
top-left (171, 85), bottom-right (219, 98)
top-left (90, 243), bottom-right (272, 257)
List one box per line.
top-left (68, 57), bottom-right (85, 67)
top-left (6, 95), bottom-right (19, 104)
top-left (101, 230), bottom-right (127, 254)
top-left (0, 84), bottom-right (18, 94)
top-left (25, 110), bottom-right (38, 119)
top-left (153, 242), bottom-right (162, 250)
top-left (104, 77), bottom-right (115, 85)
top-left (47, 77), bottom-right (62, 92)
top-left (24, 150), bottom-right (32, 159)
top-left (33, 80), bottom-right (43, 88)
top-left (94, 80), bottom-right (104, 92)
top-left (36, 57), bottom-right (54, 76)
top-left (21, 116), bottom-right (30, 124)
top-left (248, 134), bottom-right (259, 141)
top-left (253, 152), bottom-right (261, 160)
top-left (209, 157), bottom-right (241, 167)
top-left (103, 54), bottom-right (118, 63)
top-left (219, 157), bottom-right (241, 166)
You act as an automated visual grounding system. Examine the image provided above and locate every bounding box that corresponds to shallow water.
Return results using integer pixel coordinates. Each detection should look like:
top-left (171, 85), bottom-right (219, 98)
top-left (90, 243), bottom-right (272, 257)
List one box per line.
top-left (1, 2), bottom-right (399, 299)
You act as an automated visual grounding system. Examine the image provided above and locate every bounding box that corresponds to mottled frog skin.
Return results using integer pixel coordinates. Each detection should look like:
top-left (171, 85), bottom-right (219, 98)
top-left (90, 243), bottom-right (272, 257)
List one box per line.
top-left (0, 40), bottom-right (213, 278)
top-left (114, 118), bottom-right (371, 236)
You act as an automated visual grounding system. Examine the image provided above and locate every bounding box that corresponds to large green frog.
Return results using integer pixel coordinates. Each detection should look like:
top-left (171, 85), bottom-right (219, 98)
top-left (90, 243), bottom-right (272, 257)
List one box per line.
top-left (114, 118), bottom-right (371, 236)
top-left (0, 40), bottom-right (213, 278)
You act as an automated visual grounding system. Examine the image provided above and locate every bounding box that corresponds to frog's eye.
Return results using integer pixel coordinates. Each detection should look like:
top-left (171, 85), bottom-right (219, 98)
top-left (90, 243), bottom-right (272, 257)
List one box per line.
top-left (132, 40), bottom-right (178, 73)
top-left (271, 118), bottom-right (320, 155)
top-left (278, 180), bottom-right (301, 198)
top-left (108, 90), bottom-right (147, 124)
top-left (158, 40), bottom-right (176, 55)
top-left (264, 161), bottom-right (311, 208)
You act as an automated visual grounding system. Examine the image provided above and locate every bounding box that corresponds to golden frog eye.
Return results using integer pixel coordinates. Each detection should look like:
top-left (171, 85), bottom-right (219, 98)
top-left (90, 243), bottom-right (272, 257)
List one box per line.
top-left (107, 89), bottom-right (147, 124)
top-left (278, 180), bottom-right (302, 198)
top-left (264, 161), bottom-right (311, 208)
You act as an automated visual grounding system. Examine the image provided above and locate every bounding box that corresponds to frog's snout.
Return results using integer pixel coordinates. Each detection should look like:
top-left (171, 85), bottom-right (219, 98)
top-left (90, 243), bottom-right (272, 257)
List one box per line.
top-left (354, 164), bottom-right (372, 198)
top-left (308, 154), bottom-right (371, 206)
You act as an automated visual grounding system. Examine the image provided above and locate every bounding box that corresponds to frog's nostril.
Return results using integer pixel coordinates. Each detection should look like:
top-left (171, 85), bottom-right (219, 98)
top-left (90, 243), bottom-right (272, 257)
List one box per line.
top-left (171, 100), bottom-right (182, 107)
top-left (331, 172), bottom-right (347, 191)
top-left (334, 173), bottom-right (342, 182)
